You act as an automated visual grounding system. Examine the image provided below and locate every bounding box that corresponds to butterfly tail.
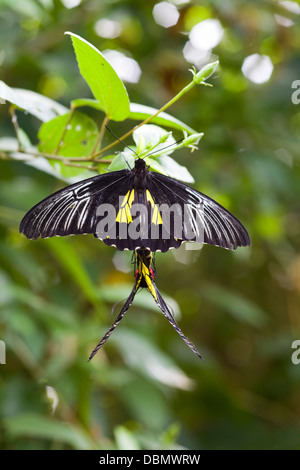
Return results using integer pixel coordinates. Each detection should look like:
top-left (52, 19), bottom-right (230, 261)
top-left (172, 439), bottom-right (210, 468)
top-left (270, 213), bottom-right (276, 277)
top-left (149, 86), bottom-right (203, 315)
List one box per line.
top-left (139, 253), bottom-right (203, 359)
top-left (88, 282), bottom-right (138, 361)
top-left (155, 286), bottom-right (203, 360)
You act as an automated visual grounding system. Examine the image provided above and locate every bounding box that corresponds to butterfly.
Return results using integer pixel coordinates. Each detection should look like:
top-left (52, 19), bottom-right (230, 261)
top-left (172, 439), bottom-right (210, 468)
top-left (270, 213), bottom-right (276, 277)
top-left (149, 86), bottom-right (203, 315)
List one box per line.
top-left (19, 157), bottom-right (250, 252)
top-left (89, 248), bottom-right (202, 360)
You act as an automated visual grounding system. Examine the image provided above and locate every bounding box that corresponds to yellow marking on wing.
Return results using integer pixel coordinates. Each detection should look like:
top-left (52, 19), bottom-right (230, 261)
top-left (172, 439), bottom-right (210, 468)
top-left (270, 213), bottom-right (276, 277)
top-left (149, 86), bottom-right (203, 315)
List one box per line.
top-left (146, 190), bottom-right (163, 225)
top-left (116, 190), bottom-right (135, 224)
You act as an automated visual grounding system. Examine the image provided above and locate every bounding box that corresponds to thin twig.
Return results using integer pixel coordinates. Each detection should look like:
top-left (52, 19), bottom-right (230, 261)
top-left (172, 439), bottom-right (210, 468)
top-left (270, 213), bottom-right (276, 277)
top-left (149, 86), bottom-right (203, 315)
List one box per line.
top-left (90, 115), bottom-right (109, 158)
top-left (0, 147), bottom-right (113, 169)
top-left (53, 104), bottom-right (75, 156)
top-left (9, 106), bottom-right (22, 151)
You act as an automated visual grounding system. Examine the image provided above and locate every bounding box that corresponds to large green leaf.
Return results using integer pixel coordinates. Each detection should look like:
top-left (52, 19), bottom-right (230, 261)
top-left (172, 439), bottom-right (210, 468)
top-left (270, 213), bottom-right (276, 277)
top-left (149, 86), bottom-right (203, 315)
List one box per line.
top-left (65, 32), bottom-right (130, 121)
top-left (114, 426), bottom-right (141, 451)
top-left (145, 155), bottom-right (195, 183)
top-left (37, 110), bottom-right (99, 177)
top-left (111, 329), bottom-right (195, 390)
top-left (3, 413), bottom-right (96, 450)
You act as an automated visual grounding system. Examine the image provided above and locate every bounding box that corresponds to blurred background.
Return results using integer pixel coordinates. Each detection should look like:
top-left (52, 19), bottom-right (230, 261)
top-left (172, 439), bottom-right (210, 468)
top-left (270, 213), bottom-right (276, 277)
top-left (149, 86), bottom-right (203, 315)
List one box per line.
top-left (1, 0), bottom-right (300, 450)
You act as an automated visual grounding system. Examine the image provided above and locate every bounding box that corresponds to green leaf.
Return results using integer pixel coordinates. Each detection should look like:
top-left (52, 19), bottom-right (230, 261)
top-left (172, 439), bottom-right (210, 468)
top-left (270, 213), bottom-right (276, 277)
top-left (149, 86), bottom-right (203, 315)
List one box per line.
top-left (0, 81), bottom-right (68, 122)
top-left (37, 111), bottom-right (99, 178)
top-left (38, 111), bottom-right (98, 157)
top-left (17, 128), bottom-right (32, 150)
top-left (72, 97), bottom-right (106, 111)
top-left (157, 154), bottom-right (195, 183)
top-left (129, 103), bottom-right (197, 134)
top-left (111, 328), bottom-right (195, 390)
top-left (108, 151), bottom-right (135, 171)
top-left (114, 426), bottom-right (141, 450)
top-left (3, 413), bottom-right (96, 450)
top-left (132, 124), bottom-right (175, 155)
top-left (65, 32), bottom-right (130, 121)
top-left (145, 155), bottom-right (195, 183)
top-left (179, 132), bottom-right (204, 150)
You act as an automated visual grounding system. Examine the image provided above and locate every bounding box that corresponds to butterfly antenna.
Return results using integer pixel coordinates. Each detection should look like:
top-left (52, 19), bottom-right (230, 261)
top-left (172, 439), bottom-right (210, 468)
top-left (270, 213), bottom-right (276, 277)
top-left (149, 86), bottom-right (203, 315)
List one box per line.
top-left (105, 125), bottom-right (139, 169)
top-left (143, 137), bottom-right (185, 159)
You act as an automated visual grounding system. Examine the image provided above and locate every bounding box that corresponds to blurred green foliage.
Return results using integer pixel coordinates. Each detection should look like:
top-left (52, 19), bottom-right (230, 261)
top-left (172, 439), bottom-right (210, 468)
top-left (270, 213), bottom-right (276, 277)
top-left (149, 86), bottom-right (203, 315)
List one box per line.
top-left (1, 0), bottom-right (300, 450)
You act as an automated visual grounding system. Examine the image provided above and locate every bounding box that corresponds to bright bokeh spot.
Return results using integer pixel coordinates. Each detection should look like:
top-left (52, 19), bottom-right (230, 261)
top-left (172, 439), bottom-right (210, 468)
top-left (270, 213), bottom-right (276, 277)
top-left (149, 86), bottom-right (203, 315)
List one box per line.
top-left (152, 2), bottom-right (180, 28)
top-left (275, 14), bottom-right (294, 27)
top-left (275, 0), bottom-right (300, 26)
top-left (103, 50), bottom-right (141, 83)
top-left (94, 19), bottom-right (122, 39)
top-left (280, 0), bottom-right (300, 14)
top-left (171, 0), bottom-right (190, 4)
top-left (189, 18), bottom-right (224, 51)
top-left (113, 251), bottom-right (132, 273)
top-left (183, 40), bottom-right (211, 67)
top-left (61, 0), bottom-right (81, 8)
top-left (242, 54), bottom-right (273, 84)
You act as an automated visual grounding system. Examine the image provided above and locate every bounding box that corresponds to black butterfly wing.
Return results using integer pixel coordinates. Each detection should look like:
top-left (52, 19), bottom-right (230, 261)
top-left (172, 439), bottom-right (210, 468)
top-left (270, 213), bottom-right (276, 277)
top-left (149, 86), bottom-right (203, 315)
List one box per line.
top-left (20, 160), bottom-right (250, 252)
top-left (19, 170), bottom-right (131, 240)
top-left (149, 172), bottom-right (250, 250)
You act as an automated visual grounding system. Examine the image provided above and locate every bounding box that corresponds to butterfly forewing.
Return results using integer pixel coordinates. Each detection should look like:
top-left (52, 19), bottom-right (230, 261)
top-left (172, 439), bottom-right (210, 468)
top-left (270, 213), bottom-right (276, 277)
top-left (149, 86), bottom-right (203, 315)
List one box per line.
top-left (20, 170), bottom-right (130, 240)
